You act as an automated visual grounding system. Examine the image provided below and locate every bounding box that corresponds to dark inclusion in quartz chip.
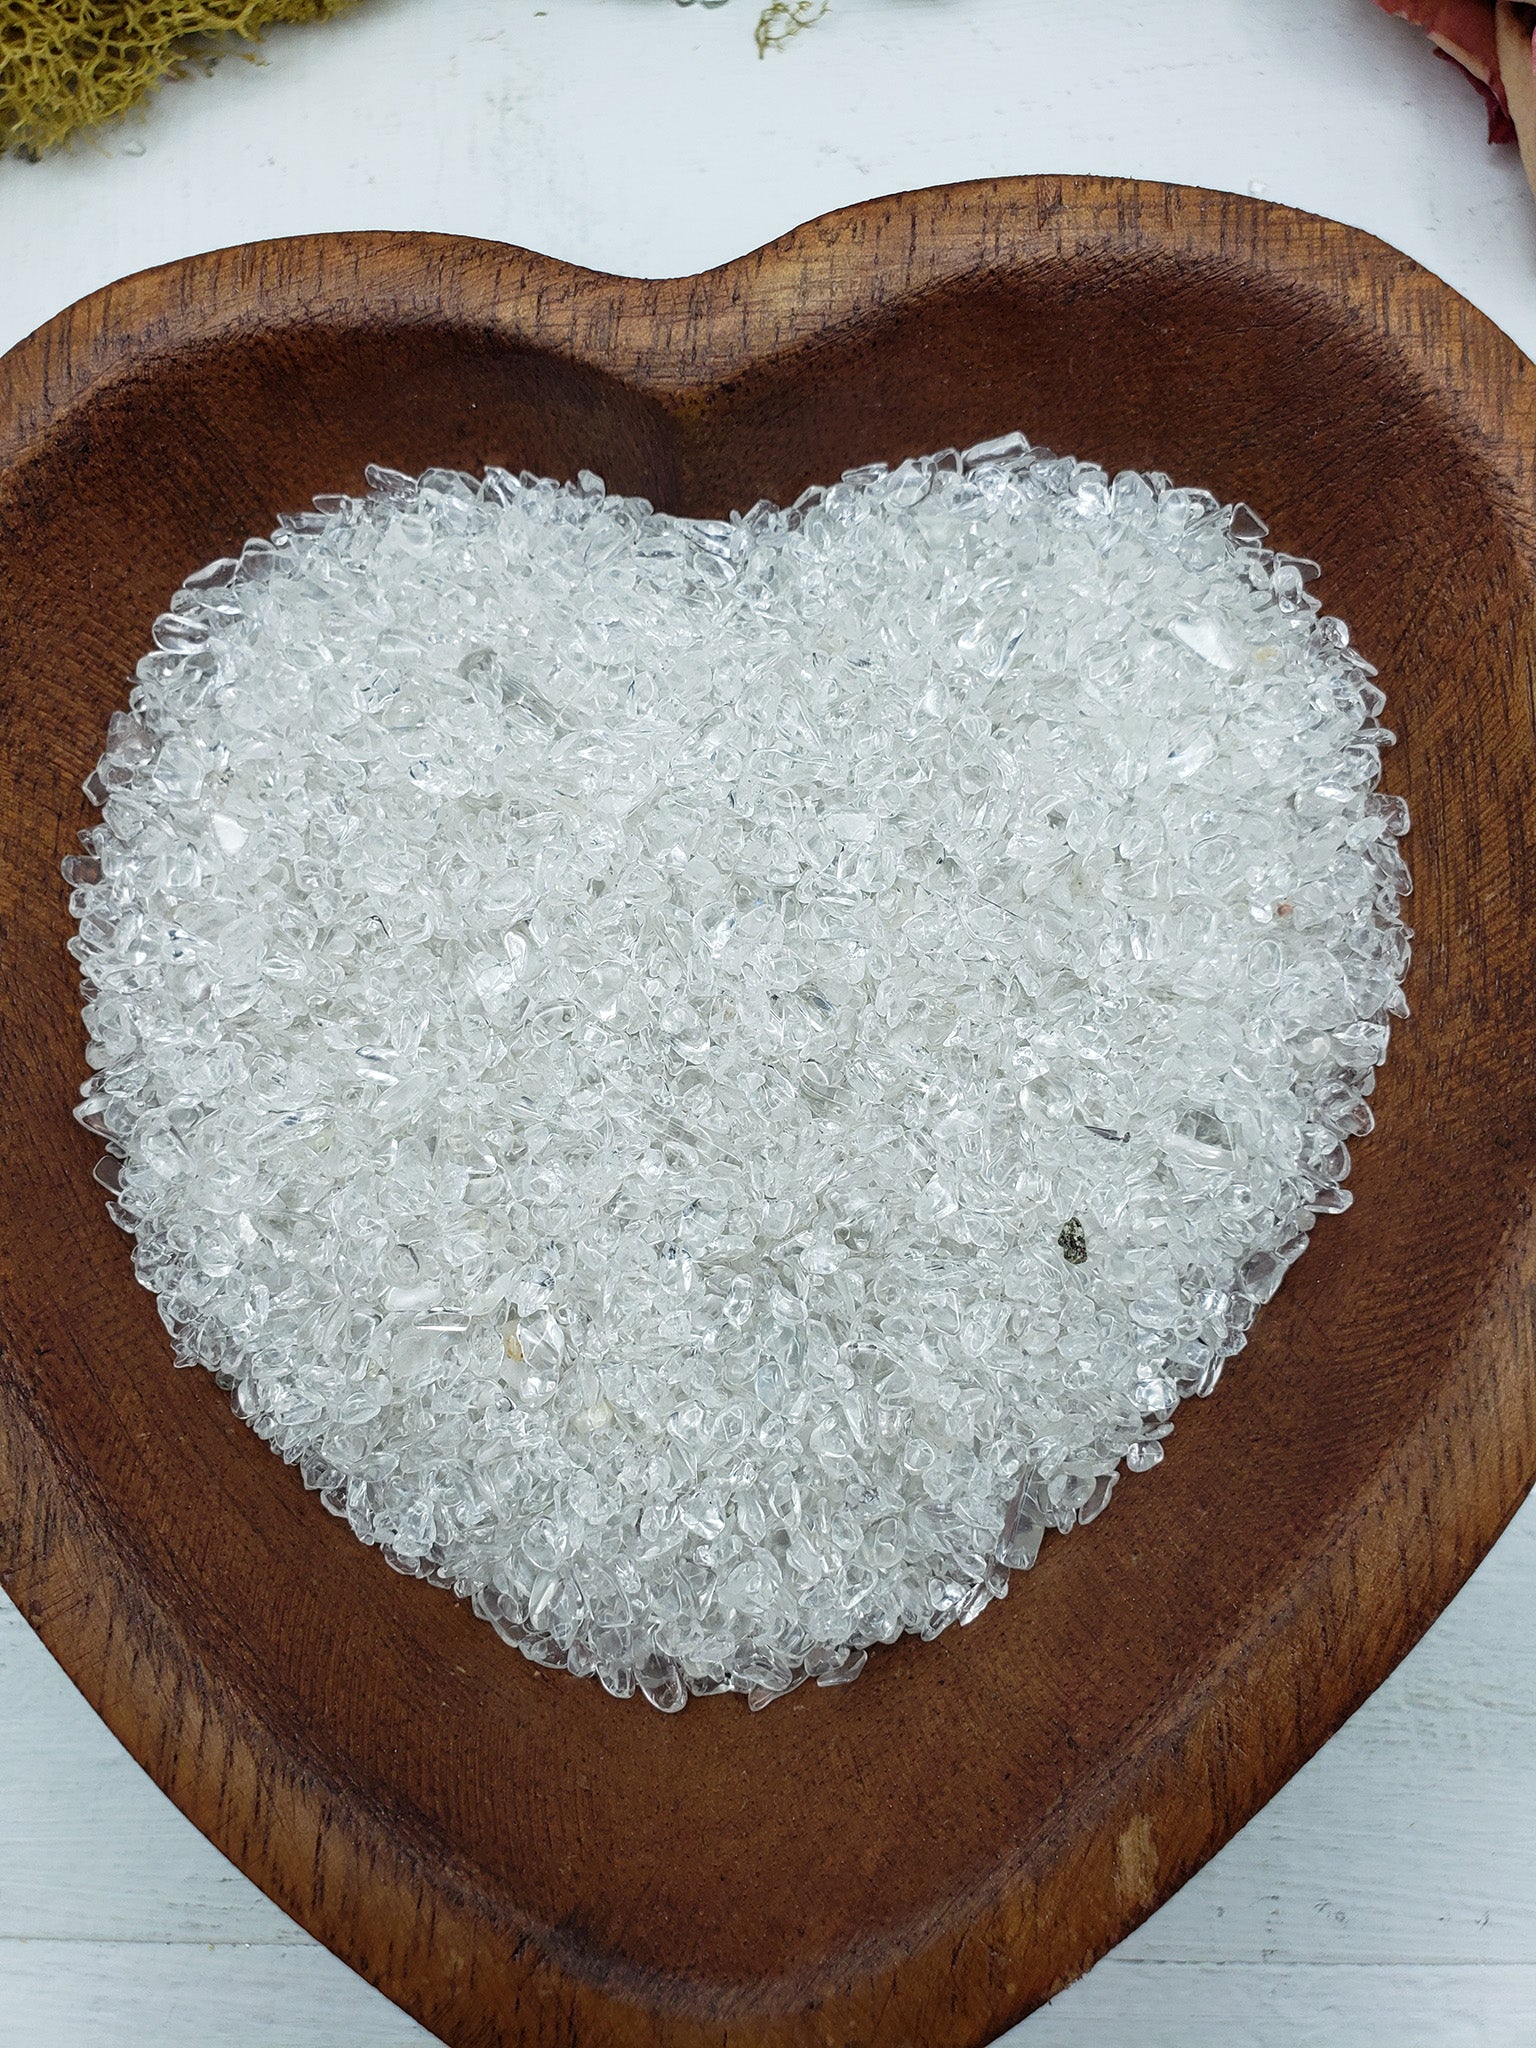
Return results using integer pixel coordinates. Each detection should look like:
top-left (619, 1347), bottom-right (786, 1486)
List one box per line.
top-left (1057, 1216), bottom-right (1088, 1265)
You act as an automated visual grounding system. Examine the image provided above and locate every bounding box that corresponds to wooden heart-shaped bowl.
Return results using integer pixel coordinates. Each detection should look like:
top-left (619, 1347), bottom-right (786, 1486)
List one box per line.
top-left (3, 177), bottom-right (1535, 2048)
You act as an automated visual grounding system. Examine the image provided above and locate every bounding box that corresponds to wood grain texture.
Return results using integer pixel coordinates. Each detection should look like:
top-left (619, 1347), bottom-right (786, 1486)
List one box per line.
top-left (8, 1486), bottom-right (1536, 2042)
top-left (0, 1937), bottom-right (434, 2047)
top-left (2, 177), bottom-right (1535, 2048)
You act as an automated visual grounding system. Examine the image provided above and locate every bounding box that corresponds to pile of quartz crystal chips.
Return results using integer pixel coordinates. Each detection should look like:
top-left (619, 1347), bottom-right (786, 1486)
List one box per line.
top-left (65, 441), bottom-right (1412, 1710)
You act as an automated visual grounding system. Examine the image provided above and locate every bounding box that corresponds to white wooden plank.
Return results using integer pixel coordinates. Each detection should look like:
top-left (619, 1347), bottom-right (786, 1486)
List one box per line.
top-left (0, 1596), bottom-right (297, 1944)
top-left (0, 1941), bottom-right (434, 2048)
top-left (1011, 1965), bottom-right (1536, 2047)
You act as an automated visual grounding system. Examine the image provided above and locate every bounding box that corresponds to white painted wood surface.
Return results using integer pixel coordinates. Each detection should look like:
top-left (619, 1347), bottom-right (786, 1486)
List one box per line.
top-left (3, 1), bottom-right (1535, 2040)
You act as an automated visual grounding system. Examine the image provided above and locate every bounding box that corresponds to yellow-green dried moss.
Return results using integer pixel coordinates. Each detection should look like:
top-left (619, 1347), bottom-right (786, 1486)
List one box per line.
top-left (754, 0), bottom-right (826, 58)
top-left (1, 0), bottom-right (361, 156)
